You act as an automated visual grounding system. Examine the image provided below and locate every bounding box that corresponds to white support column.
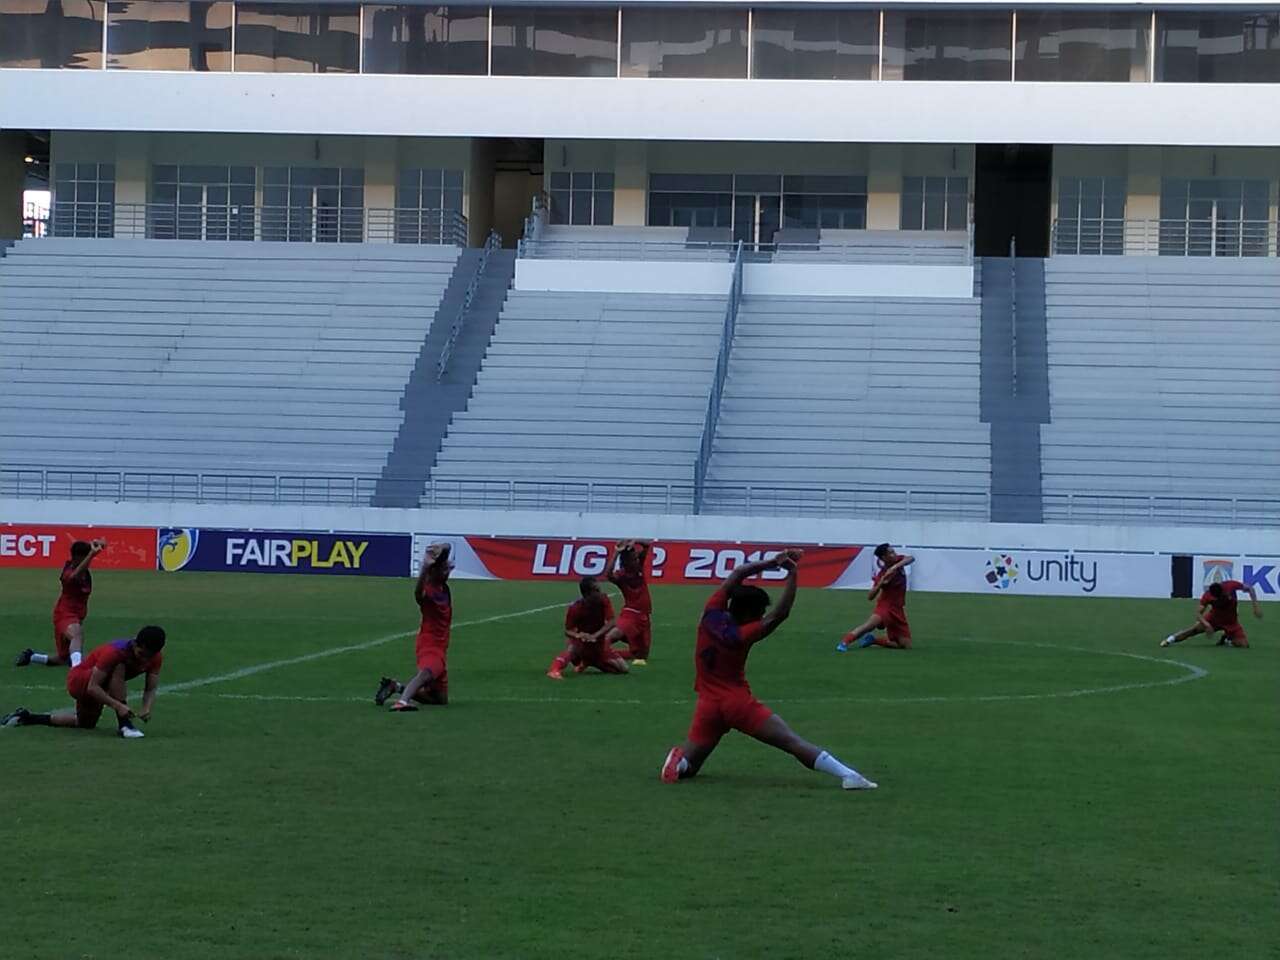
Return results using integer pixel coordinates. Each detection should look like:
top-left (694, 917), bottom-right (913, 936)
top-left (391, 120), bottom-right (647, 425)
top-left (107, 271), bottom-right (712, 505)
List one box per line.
top-left (866, 143), bottom-right (903, 229)
top-left (613, 140), bottom-right (647, 226)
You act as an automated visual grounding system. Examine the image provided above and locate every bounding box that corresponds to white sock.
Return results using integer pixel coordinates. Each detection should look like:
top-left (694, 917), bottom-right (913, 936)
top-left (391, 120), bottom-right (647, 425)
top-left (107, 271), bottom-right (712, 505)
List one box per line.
top-left (70, 651), bottom-right (82, 668)
top-left (31, 653), bottom-right (49, 665)
top-left (814, 751), bottom-right (860, 781)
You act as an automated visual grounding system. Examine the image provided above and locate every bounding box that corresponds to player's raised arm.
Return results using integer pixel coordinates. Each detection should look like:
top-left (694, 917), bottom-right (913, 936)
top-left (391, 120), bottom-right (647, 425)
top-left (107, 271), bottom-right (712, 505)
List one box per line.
top-left (605, 540), bottom-right (627, 582)
top-left (758, 555), bottom-right (801, 638)
top-left (721, 548), bottom-right (800, 592)
top-left (67, 538), bottom-right (106, 580)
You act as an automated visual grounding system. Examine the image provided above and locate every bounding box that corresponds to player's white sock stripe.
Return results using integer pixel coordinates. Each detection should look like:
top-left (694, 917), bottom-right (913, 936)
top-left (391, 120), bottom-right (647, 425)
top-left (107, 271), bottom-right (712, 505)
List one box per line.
top-left (160, 601), bottom-right (568, 694)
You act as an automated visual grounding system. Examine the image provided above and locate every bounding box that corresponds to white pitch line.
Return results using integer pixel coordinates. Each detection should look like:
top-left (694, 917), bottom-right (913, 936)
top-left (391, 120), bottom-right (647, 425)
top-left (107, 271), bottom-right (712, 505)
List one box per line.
top-left (160, 601), bottom-right (567, 694)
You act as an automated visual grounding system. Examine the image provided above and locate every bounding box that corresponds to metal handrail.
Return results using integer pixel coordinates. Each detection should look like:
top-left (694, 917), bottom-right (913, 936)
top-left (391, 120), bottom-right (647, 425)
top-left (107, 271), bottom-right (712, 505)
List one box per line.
top-left (437, 230), bottom-right (502, 381)
top-left (1051, 217), bottom-right (1279, 257)
top-left (1009, 236), bottom-right (1018, 397)
top-left (3, 467), bottom-right (1277, 526)
top-left (44, 202), bottom-right (469, 246)
top-left (516, 192), bottom-right (551, 257)
top-left (519, 234), bottom-right (970, 265)
top-left (693, 240), bottom-right (745, 514)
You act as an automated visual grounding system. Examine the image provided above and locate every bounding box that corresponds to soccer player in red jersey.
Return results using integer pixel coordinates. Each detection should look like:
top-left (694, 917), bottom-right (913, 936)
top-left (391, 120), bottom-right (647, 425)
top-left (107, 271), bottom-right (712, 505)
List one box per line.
top-left (660, 550), bottom-right (878, 791)
top-left (376, 542), bottom-right (453, 711)
top-left (14, 538), bottom-right (105, 669)
top-left (1162, 579), bottom-right (1262, 649)
top-left (547, 576), bottom-right (628, 680)
top-left (604, 539), bottom-right (653, 664)
top-left (3, 626), bottom-right (166, 739)
top-left (836, 543), bottom-right (915, 651)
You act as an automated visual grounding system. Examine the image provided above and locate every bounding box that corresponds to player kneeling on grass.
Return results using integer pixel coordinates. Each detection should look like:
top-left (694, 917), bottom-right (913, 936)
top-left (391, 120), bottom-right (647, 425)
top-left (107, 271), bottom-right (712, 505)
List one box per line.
top-left (547, 576), bottom-right (628, 680)
top-left (661, 550), bottom-right (877, 791)
top-left (14, 538), bottom-right (105, 669)
top-left (837, 543), bottom-right (914, 652)
top-left (1162, 579), bottom-right (1261, 649)
top-left (604, 539), bottom-right (653, 665)
top-left (3, 626), bottom-right (166, 739)
top-left (375, 542), bottom-right (452, 711)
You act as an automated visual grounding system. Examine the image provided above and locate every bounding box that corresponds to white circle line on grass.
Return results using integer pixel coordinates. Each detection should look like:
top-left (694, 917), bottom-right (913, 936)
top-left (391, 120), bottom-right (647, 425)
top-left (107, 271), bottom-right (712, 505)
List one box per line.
top-left (0, 639), bottom-right (1210, 709)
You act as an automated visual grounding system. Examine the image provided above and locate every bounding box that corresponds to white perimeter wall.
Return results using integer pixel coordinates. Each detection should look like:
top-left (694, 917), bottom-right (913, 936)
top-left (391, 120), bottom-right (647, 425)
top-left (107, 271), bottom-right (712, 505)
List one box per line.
top-left (514, 260), bottom-right (975, 298)
top-left (3, 498), bottom-right (1274, 557)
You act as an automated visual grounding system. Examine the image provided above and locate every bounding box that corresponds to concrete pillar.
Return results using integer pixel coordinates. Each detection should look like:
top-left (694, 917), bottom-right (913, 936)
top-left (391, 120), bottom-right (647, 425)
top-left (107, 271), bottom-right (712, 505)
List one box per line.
top-left (0, 132), bottom-right (27, 239)
top-left (364, 137), bottom-right (397, 243)
top-left (613, 140), bottom-right (648, 226)
top-left (866, 143), bottom-right (903, 230)
top-left (1126, 145), bottom-right (1162, 253)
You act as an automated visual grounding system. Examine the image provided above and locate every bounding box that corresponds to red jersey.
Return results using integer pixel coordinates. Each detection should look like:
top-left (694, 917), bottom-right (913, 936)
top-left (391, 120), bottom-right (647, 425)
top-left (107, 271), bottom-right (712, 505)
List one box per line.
top-left (609, 554), bottom-right (651, 615)
top-left (693, 587), bottom-right (766, 696)
top-left (75, 638), bottom-right (163, 684)
top-left (54, 562), bottom-right (92, 622)
top-left (873, 564), bottom-right (907, 614)
top-left (1201, 580), bottom-right (1243, 623)
top-left (416, 581), bottom-right (453, 651)
top-left (565, 596), bottom-right (615, 635)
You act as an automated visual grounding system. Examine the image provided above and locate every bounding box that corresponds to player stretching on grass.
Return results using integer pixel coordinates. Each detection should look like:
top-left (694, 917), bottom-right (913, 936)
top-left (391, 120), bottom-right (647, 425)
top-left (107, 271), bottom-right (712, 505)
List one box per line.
top-left (604, 539), bottom-right (653, 664)
top-left (547, 577), bottom-right (628, 680)
top-left (660, 550), bottom-right (878, 791)
top-left (837, 543), bottom-right (915, 651)
top-left (3, 626), bottom-right (166, 739)
top-left (14, 538), bottom-right (105, 669)
top-left (376, 542), bottom-right (452, 710)
top-left (1162, 579), bottom-right (1262, 649)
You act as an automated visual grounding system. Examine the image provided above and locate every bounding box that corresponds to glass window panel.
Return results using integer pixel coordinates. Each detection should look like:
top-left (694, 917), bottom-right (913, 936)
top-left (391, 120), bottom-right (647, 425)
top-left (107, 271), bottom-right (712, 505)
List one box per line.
top-left (1157, 13), bottom-right (1280, 83)
top-left (153, 164), bottom-right (178, 183)
top-left (107, 0), bottom-right (232, 71)
top-left (0, 0), bottom-right (105, 69)
top-left (650, 173), bottom-right (733, 192)
top-left (1015, 11), bottom-right (1149, 82)
top-left (621, 7), bottom-right (747, 79)
top-left (493, 6), bottom-right (617, 78)
top-left (735, 174), bottom-right (781, 193)
top-left (883, 10), bottom-right (1011, 81)
top-left (399, 185), bottom-right (421, 208)
top-left (570, 170), bottom-right (594, 189)
top-left (550, 171), bottom-right (570, 190)
top-left (234, 4), bottom-right (359, 74)
top-left (362, 4), bottom-right (486, 75)
top-left (230, 166), bottom-right (254, 185)
top-left (594, 172), bottom-right (613, 191)
top-left (153, 182), bottom-right (177, 203)
top-left (593, 190), bottom-right (613, 225)
top-left (442, 187), bottom-right (462, 211)
top-left (549, 190), bottom-right (569, 224)
top-left (338, 168), bottom-right (361, 186)
top-left (752, 9), bottom-right (878, 81)
top-left (570, 190), bottom-right (592, 225)
top-left (264, 166), bottom-right (288, 185)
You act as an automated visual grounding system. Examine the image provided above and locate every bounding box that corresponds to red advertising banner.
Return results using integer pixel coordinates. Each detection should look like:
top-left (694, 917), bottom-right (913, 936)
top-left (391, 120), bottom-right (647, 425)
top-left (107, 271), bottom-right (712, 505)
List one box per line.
top-left (414, 534), bottom-right (862, 588)
top-left (0, 525), bottom-right (157, 570)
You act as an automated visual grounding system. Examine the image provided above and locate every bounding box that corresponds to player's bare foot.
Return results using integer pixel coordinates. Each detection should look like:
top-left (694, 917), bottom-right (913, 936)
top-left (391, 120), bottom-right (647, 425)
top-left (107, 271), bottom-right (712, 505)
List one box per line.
top-left (13, 649), bottom-right (33, 667)
top-left (546, 666), bottom-right (564, 680)
top-left (389, 700), bottom-right (418, 712)
top-left (841, 775), bottom-right (877, 790)
top-left (374, 677), bottom-right (397, 706)
top-left (660, 746), bottom-right (685, 783)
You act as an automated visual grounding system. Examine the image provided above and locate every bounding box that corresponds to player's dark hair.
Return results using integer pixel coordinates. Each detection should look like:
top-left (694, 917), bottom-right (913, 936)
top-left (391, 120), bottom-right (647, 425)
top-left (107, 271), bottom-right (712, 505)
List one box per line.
top-left (135, 625), bottom-right (166, 654)
top-left (873, 543), bottom-right (891, 561)
top-left (1208, 582), bottom-right (1224, 599)
top-left (728, 584), bottom-right (771, 623)
top-left (579, 576), bottom-right (598, 597)
top-left (70, 540), bottom-right (92, 561)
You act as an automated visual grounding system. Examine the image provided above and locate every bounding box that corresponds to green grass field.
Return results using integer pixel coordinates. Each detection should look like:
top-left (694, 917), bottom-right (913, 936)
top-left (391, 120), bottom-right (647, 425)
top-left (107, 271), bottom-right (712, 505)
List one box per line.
top-left (0, 569), bottom-right (1275, 960)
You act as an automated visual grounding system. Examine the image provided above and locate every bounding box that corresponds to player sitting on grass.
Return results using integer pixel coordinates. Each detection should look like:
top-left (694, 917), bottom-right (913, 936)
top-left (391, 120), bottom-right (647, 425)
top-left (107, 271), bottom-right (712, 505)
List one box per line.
top-left (547, 576), bottom-right (628, 680)
top-left (375, 542), bottom-right (452, 710)
top-left (14, 538), bottom-right (105, 669)
top-left (837, 543), bottom-right (915, 651)
top-left (660, 550), bottom-right (878, 791)
top-left (1162, 579), bottom-right (1262, 649)
top-left (603, 539), bottom-right (653, 664)
top-left (3, 626), bottom-right (166, 739)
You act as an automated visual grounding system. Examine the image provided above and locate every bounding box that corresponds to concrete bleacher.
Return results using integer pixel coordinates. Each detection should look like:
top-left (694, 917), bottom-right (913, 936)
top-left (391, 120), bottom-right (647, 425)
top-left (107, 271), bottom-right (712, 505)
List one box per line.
top-left (773, 229), bottom-right (970, 264)
top-left (428, 289), bottom-right (727, 508)
top-left (703, 294), bottom-right (991, 517)
top-left (1041, 256), bottom-right (1280, 522)
top-left (0, 239), bottom-right (459, 485)
top-left (521, 225), bottom-right (731, 261)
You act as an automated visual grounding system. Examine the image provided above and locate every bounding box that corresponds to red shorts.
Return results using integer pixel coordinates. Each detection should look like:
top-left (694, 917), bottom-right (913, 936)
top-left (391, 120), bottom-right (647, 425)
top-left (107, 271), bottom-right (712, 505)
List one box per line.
top-left (687, 689), bottom-right (773, 748)
top-left (413, 641), bottom-right (449, 697)
top-left (1207, 615), bottom-right (1246, 643)
top-left (875, 606), bottom-right (911, 643)
top-left (65, 666), bottom-right (104, 728)
top-left (576, 643), bottom-right (628, 673)
top-left (52, 613), bottom-right (81, 659)
top-left (616, 610), bottom-right (651, 658)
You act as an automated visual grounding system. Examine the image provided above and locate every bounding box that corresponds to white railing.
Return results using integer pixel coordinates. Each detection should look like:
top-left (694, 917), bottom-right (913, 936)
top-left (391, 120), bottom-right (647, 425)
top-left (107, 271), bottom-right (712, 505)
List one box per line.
top-left (5, 468), bottom-right (1277, 527)
top-left (518, 234), bottom-right (971, 265)
top-left (45, 202), bottom-right (469, 247)
top-left (436, 229), bottom-right (502, 381)
top-left (694, 240), bottom-right (744, 513)
top-left (1051, 218), bottom-right (1279, 257)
